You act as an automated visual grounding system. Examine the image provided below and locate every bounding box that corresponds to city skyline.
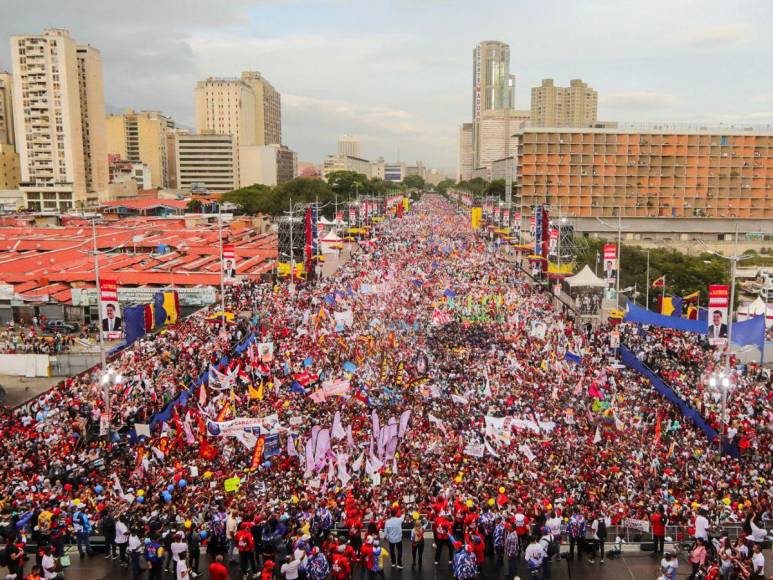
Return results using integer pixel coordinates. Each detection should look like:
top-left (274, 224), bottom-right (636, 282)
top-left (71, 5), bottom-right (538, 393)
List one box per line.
top-left (2, 0), bottom-right (773, 171)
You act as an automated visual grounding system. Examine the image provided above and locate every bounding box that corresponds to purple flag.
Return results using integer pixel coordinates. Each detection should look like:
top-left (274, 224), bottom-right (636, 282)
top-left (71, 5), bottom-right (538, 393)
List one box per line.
top-left (398, 410), bottom-right (411, 438)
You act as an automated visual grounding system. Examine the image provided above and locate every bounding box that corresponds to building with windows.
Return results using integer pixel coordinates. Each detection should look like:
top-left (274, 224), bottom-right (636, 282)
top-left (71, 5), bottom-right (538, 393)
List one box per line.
top-left (530, 79), bottom-right (598, 128)
top-left (240, 71), bottom-right (282, 146)
top-left (337, 134), bottom-right (361, 158)
top-left (458, 123), bottom-right (473, 182)
top-left (512, 127), bottom-right (773, 219)
top-left (106, 109), bottom-right (175, 188)
top-left (0, 71), bottom-right (15, 146)
top-left (322, 155), bottom-right (372, 179)
top-left (239, 143), bottom-right (297, 186)
top-left (10, 28), bottom-right (108, 211)
top-left (0, 143), bottom-right (20, 189)
top-left (175, 132), bottom-right (236, 194)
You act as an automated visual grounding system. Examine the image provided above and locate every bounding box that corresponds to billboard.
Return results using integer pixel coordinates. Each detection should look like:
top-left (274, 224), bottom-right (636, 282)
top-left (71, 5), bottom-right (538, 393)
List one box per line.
top-left (707, 284), bottom-right (730, 344)
top-left (602, 243), bottom-right (617, 287)
top-left (99, 279), bottom-right (122, 340)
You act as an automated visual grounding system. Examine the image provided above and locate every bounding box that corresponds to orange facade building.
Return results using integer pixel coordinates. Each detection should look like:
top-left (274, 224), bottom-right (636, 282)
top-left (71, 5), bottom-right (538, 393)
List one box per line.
top-left (514, 128), bottom-right (773, 218)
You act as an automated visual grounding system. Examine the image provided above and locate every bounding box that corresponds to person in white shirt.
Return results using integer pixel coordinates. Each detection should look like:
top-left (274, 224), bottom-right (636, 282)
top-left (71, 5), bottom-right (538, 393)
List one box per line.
top-left (41, 546), bottom-right (58, 580)
top-left (524, 537), bottom-right (546, 575)
top-left (694, 510), bottom-right (710, 541)
top-left (171, 532), bottom-right (189, 575)
top-left (176, 549), bottom-right (190, 580)
top-left (751, 544), bottom-right (765, 578)
top-left (226, 510), bottom-right (239, 564)
top-left (281, 554), bottom-right (302, 579)
top-left (128, 530), bottom-right (143, 578)
top-left (115, 516), bottom-right (129, 567)
top-left (660, 552), bottom-right (679, 579)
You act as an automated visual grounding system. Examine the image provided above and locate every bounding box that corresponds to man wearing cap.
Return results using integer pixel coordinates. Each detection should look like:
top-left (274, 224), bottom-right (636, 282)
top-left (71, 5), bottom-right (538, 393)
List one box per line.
top-left (433, 512), bottom-right (452, 565)
top-left (384, 508), bottom-right (404, 569)
top-left (331, 544), bottom-right (352, 580)
top-left (236, 522), bottom-right (257, 579)
top-left (304, 546), bottom-right (331, 580)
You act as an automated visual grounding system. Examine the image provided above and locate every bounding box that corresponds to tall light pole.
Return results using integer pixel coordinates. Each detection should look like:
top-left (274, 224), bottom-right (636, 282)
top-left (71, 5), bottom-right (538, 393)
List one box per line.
top-left (217, 204), bottom-right (225, 331)
top-left (708, 370), bottom-right (732, 455)
top-left (100, 367), bottom-right (123, 445)
top-left (91, 218), bottom-right (107, 371)
top-left (645, 250), bottom-right (650, 310)
top-left (289, 198), bottom-right (296, 296)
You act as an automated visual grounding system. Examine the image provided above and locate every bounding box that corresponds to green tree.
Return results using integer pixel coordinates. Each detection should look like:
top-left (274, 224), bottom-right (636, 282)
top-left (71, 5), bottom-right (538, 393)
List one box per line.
top-left (484, 179), bottom-right (506, 197)
top-left (436, 179), bottom-right (455, 195)
top-left (402, 174), bottom-right (426, 190)
top-left (271, 178), bottom-right (337, 219)
top-left (186, 199), bottom-right (202, 213)
top-left (326, 171), bottom-right (369, 197)
top-left (221, 184), bottom-right (273, 215)
top-left (457, 177), bottom-right (487, 197)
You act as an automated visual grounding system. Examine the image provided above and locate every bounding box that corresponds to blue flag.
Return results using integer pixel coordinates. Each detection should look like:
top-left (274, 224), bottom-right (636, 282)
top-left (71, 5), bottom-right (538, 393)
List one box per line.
top-left (342, 361), bottom-right (358, 373)
top-left (564, 351), bottom-right (583, 365)
top-left (289, 381), bottom-right (307, 395)
top-left (303, 356), bottom-right (314, 368)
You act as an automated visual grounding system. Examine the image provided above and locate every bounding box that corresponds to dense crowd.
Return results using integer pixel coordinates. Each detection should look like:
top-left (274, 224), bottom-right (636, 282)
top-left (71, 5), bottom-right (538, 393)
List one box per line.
top-left (0, 195), bottom-right (770, 580)
top-left (0, 328), bottom-right (75, 355)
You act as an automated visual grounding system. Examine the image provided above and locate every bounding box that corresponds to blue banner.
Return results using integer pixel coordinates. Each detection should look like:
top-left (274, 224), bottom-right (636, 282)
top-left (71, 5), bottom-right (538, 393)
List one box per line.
top-left (619, 347), bottom-right (718, 443)
top-left (124, 304), bottom-right (147, 346)
top-left (625, 301), bottom-right (708, 334)
top-left (731, 314), bottom-right (766, 362)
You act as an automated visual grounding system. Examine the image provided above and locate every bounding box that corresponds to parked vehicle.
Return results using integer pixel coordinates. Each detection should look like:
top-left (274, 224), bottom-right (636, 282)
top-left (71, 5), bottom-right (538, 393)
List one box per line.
top-left (44, 320), bottom-right (80, 334)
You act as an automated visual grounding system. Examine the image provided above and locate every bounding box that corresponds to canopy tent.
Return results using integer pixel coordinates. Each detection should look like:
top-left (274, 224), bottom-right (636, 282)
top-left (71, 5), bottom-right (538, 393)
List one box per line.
top-left (318, 216), bottom-right (335, 225)
top-left (321, 230), bottom-right (342, 243)
top-left (738, 297), bottom-right (773, 328)
top-left (320, 230), bottom-right (344, 254)
top-left (564, 265), bottom-right (606, 288)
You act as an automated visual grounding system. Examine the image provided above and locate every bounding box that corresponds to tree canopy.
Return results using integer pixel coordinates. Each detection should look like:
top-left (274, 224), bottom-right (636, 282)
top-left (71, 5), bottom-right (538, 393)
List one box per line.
top-left (402, 174), bottom-right (426, 190)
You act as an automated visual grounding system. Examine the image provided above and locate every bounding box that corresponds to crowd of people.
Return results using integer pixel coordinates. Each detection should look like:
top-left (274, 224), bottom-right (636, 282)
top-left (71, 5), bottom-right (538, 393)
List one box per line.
top-left (0, 195), bottom-right (770, 580)
top-left (0, 327), bottom-right (75, 355)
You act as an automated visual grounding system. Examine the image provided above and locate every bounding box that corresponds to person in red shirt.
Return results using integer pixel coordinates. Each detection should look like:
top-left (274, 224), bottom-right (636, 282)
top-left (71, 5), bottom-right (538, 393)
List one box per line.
top-left (235, 522), bottom-right (256, 579)
top-left (434, 513), bottom-right (452, 565)
top-left (650, 505), bottom-right (667, 556)
top-left (331, 544), bottom-right (352, 580)
top-left (260, 558), bottom-right (275, 580)
top-left (208, 554), bottom-right (229, 580)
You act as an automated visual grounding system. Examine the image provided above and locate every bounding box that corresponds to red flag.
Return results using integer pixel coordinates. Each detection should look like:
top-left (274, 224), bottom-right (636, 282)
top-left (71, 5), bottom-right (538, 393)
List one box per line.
top-left (198, 437), bottom-right (218, 461)
top-left (655, 415), bottom-right (662, 445)
top-left (250, 435), bottom-right (265, 469)
top-left (652, 275), bottom-right (665, 288)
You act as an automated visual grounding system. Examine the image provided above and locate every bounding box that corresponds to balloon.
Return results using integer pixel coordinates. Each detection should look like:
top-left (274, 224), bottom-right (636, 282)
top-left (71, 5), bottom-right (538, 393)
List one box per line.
top-left (184, 520), bottom-right (192, 529)
top-left (261, 461), bottom-right (270, 469)
top-left (136, 496), bottom-right (145, 503)
top-left (412, 511), bottom-right (420, 521)
top-left (200, 531), bottom-right (208, 540)
top-left (691, 502), bottom-right (699, 509)
top-left (178, 480), bottom-right (187, 488)
top-left (137, 490), bottom-right (145, 497)
top-left (454, 475), bottom-right (462, 484)
top-left (722, 497), bottom-right (731, 506)
top-left (498, 486), bottom-right (505, 494)
top-left (72, 499), bottom-right (81, 506)
top-left (291, 495), bottom-right (299, 504)
top-left (466, 499), bottom-right (473, 508)
top-left (488, 499), bottom-right (495, 507)
top-left (162, 492), bottom-right (172, 503)
top-left (547, 503), bottom-right (552, 511)
top-left (204, 471), bottom-right (213, 480)
top-left (167, 485), bottom-right (174, 492)
top-left (94, 485), bottom-right (104, 494)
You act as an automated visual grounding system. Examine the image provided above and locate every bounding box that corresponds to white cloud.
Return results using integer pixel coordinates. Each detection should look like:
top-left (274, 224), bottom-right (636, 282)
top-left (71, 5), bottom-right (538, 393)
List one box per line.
top-left (717, 111), bottom-right (773, 122)
top-left (686, 25), bottom-right (747, 47)
top-left (601, 91), bottom-right (682, 110)
top-left (750, 94), bottom-right (773, 104)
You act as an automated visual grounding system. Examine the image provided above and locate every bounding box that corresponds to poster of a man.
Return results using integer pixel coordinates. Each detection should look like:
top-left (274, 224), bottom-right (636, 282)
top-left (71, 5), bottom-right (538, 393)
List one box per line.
top-left (224, 259), bottom-right (237, 280)
top-left (708, 309), bottom-right (728, 340)
top-left (102, 303), bottom-right (122, 332)
top-left (604, 260), bottom-right (617, 282)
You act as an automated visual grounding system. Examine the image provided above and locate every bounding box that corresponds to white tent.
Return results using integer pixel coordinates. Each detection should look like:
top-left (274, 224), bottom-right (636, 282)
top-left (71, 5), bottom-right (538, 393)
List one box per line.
top-left (564, 265), bottom-right (606, 288)
top-left (320, 230), bottom-right (344, 254)
top-left (738, 297), bottom-right (773, 328)
top-left (319, 216), bottom-right (334, 225)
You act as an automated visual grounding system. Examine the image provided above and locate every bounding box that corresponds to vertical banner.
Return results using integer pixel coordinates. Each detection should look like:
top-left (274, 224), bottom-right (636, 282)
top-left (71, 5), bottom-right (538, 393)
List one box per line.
top-left (514, 211), bottom-right (522, 240)
top-left (304, 207), bottom-right (313, 276)
top-left (707, 284), bottom-right (729, 344)
top-left (529, 216), bottom-right (536, 238)
top-left (502, 208), bottom-right (510, 228)
top-left (348, 206), bottom-right (357, 226)
top-left (223, 244), bottom-right (237, 285)
top-left (603, 243), bottom-right (617, 288)
top-left (335, 211), bottom-right (344, 224)
top-left (549, 228), bottom-right (559, 259)
top-left (471, 207), bottom-right (482, 230)
top-left (99, 278), bottom-right (122, 340)
top-left (493, 205), bottom-right (500, 225)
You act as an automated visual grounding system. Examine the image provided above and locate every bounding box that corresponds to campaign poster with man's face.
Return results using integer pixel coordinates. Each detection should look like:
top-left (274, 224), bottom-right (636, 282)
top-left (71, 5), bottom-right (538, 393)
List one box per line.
top-left (603, 244), bottom-right (617, 287)
top-left (223, 244), bottom-right (237, 285)
top-left (99, 279), bottom-right (122, 339)
top-left (707, 284), bottom-right (729, 344)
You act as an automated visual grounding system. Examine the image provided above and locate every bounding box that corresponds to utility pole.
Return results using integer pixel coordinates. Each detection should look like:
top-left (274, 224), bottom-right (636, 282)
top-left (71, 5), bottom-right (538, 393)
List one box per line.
top-left (616, 210), bottom-right (622, 298)
top-left (92, 218), bottom-right (110, 444)
top-left (645, 250), bottom-right (650, 310)
top-left (289, 198), bottom-right (296, 296)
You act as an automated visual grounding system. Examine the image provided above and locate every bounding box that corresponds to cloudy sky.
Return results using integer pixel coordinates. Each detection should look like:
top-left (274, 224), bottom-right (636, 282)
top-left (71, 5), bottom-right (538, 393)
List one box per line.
top-left (2, 0), bottom-right (773, 171)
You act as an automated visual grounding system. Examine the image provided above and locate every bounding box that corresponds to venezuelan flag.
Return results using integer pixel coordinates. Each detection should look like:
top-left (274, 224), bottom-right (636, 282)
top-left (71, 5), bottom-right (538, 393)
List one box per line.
top-left (162, 291), bottom-right (179, 324)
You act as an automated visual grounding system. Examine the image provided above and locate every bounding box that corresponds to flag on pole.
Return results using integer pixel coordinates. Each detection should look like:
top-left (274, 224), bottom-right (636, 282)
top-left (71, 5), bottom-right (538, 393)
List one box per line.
top-left (683, 291), bottom-right (700, 303)
top-left (655, 415), bottom-right (662, 445)
top-left (652, 275), bottom-right (665, 288)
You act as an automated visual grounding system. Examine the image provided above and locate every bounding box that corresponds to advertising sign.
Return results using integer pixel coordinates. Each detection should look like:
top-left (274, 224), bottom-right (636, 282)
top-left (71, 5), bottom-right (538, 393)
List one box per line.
top-left (707, 284), bottom-right (730, 344)
top-left (603, 243), bottom-right (618, 287)
top-left (99, 279), bottom-right (122, 340)
top-left (223, 244), bottom-right (237, 285)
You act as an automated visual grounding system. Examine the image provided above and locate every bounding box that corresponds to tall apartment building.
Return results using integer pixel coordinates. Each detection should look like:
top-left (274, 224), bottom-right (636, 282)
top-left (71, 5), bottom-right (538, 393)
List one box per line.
top-left (0, 143), bottom-right (20, 189)
top-left (476, 109), bottom-right (530, 171)
top-left (10, 29), bottom-right (108, 211)
top-left (195, 71), bottom-right (283, 187)
top-left (239, 144), bottom-right (297, 186)
top-left (241, 71), bottom-right (281, 146)
top-left (512, 127), bottom-right (773, 219)
top-left (0, 71), bottom-right (15, 146)
top-left (322, 155), bottom-right (372, 179)
top-left (530, 79), bottom-right (598, 128)
top-left (175, 132), bottom-right (236, 194)
top-left (106, 109), bottom-right (175, 189)
top-left (337, 134), bottom-right (361, 158)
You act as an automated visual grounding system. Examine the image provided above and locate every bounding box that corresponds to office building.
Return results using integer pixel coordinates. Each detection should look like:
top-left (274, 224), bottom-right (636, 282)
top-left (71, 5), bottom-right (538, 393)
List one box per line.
top-left (472, 41), bottom-right (515, 120)
top-left (10, 29), bottom-right (108, 211)
top-left (239, 144), bottom-right (297, 187)
top-left (337, 135), bottom-right (361, 158)
top-left (530, 79), bottom-right (598, 128)
top-left (0, 143), bottom-right (20, 189)
top-left (0, 71), bottom-right (15, 146)
top-left (241, 71), bottom-right (281, 146)
top-left (458, 123), bottom-right (473, 181)
top-left (322, 155), bottom-right (372, 179)
top-left (108, 154), bottom-right (152, 190)
top-left (512, 127), bottom-right (773, 219)
top-left (475, 109), bottom-right (530, 172)
top-left (175, 132), bottom-right (236, 194)
top-left (195, 72), bottom-right (283, 187)
top-left (106, 109), bottom-right (175, 189)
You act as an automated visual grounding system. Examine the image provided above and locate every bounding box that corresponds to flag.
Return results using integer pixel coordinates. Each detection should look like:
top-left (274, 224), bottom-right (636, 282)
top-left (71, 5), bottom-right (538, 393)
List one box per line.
top-left (199, 437), bottom-right (218, 461)
top-left (248, 383), bottom-right (263, 400)
top-left (564, 351), bottom-right (582, 365)
top-left (683, 291), bottom-right (700, 303)
top-left (686, 305), bottom-right (699, 320)
top-left (660, 296), bottom-right (676, 316)
top-left (655, 415), bottom-right (662, 445)
top-left (250, 435), bottom-right (265, 469)
top-left (290, 381), bottom-right (307, 395)
top-left (431, 308), bottom-right (452, 326)
top-left (593, 426), bottom-right (602, 444)
top-left (652, 275), bottom-right (665, 288)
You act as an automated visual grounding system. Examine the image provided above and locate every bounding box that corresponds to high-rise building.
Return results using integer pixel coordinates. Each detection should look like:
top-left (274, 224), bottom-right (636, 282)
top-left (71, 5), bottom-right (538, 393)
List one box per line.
top-left (0, 143), bottom-right (20, 189)
top-left (241, 71), bottom-right (281, 146)
top-left (0, 71), bottom-right (15, 146)
top-left (472, 41), bottom-right (515, 120)
top-left (322, 155), bottom-right (372, 179)
top-left (475, 109), bottom-right (530, 172)
top-left (530, 79), bottom-right (598, 128)
top-left (195, 72), bottom-right (283, 187)
top-left (106, 109), bottom-right (175, 189)
top-left (238, 144), bottom-right (297, 187)
top-left (337, 135), bottom-right (361, 158)
top-left (75, 45), bottom-right (108, 198)
top-left (512, 127), bottom-right (773, 218)
top-left (10, 29), bottom-right (108, 211)
top-left (458, 123), bottom-right (473, 182)
top-left (175, 132), bottom-right (236, 194)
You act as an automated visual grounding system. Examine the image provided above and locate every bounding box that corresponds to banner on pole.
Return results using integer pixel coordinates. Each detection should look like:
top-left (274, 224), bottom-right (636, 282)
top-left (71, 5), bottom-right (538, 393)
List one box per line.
top-left (707, 284), bottom-right (729, 345)
top-left (99, 279), bottom-right (122, 340)
top-left (602, 244), bottom-right (617, 288)
top-left (223, 244), bottom-right (237, 285)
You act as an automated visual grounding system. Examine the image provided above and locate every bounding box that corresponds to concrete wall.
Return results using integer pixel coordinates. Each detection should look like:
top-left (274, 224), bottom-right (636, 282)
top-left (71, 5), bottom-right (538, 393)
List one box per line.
top-left (0, 354), bottom-right (49, 377)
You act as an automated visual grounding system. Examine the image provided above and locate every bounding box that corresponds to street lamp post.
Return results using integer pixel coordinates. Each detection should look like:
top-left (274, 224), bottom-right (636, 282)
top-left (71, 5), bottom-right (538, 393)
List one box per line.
top-left (708, 370), bottom-right (732, 455)
top-left (100, 367), bottom-right (123, 446)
